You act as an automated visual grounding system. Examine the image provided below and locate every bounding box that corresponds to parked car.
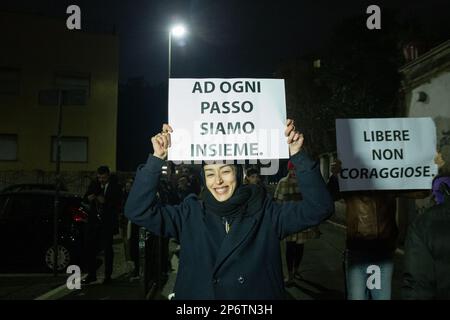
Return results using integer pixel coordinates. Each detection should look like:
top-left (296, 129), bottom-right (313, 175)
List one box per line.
top-left (1, 183), bottom-right (68, 193)
top-left (0, 190), bottom-right (87, 272)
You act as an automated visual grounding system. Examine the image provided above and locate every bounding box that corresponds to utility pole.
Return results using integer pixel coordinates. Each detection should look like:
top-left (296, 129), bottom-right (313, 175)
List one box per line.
top-left (53, 89), bottom-right (63, 277)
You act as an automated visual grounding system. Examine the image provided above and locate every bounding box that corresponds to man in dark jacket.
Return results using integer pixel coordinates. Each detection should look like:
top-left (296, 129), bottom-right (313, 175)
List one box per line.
top-left (83, 166), bottom-right (123, 284)
top-left (403, 146), bottom-right (450, 299)
top-left (125, 120), bottom-right (334, 300)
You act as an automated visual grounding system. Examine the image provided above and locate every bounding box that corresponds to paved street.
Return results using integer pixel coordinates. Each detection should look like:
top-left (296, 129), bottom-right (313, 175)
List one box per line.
top-left (0, 274), bottom-right (67, 300)
top-left (0, 234), bottom-right (142, 300)
top-left (286, 221), bottom-right (405, 300)
top-left (60, 234), bottom-right (143, 300)
top-left (0, 220), bottom-right (406, 300)
top-left (284, 222), bottom-right (346, 300)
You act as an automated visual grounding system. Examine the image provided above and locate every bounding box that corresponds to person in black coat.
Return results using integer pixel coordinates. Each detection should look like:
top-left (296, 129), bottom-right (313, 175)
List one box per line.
top-left (83, 166), bottom-right (123, 284)
top-left (125, 120), bottom-right (334, 299)
top-left (403, 146), bottom-right (450, 299)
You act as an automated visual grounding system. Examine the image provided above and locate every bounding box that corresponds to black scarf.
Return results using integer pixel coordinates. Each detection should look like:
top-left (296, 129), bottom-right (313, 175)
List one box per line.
top-left (203, 184), bottom-right (266, 222)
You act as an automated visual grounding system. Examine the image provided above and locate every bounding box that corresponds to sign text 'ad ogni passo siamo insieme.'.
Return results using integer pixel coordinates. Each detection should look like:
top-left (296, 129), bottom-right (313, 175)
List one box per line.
top-left (168, 79), bottom-right (289, 162)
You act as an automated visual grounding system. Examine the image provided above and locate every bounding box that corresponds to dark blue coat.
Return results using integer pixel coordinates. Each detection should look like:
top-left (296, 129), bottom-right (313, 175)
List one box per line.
top-left (125, 151), bottom-right (334, 300)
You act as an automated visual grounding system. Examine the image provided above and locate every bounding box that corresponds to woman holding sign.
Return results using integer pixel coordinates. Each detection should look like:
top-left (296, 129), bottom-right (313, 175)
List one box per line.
top-left (125, 119), bottom-right (334, 299)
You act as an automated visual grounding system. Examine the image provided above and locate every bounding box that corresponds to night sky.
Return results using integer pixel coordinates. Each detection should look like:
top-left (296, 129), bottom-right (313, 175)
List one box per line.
top-left (2, 0), bottom-right (450, 170)
top-left (2, 0), bottom-right (450, 84)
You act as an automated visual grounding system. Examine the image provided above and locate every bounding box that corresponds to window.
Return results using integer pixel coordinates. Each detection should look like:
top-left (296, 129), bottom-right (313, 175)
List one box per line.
top-left (51, 136), bottom-right (88, 163)
top-left (37, 73), bottom-right (90, 106)
top-left (0, 134), bottom-right (18, 161)
top-left (0, 67), bottom-right (20, 95)
top-left (56, 72), bottom-right (90, 95)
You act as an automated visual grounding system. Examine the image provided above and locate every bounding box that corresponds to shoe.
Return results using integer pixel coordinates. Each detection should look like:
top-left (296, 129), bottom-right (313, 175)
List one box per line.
top-left (131, 269), bottom-right (139, 278)
top-left (294, 272), bottom-right (303, 280)
top-left (82, 275), bottom-right (97, 285)
top-left (129, 275), bottom-right (140, 282)
top-left (102, 277), bottom-right (112, 285)
top-left (284, 276), bottom-right (294, 287)
top-left (284, 279), bottom-right (294, 287)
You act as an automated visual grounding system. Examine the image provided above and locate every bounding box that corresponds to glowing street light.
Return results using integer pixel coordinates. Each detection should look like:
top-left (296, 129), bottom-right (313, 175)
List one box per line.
top-left (168, 24), bottom-right (187, 78)
top-left (171, 25), bottom-right (186, 38)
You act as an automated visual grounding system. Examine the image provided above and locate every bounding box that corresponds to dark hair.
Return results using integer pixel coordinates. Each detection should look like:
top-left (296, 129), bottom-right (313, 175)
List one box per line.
top-left (201, 163), bottom-right (243, 187)
top-left (246, 168), bottom-right (259, 177)
top-left (97, 165), bottom-right (110, 175)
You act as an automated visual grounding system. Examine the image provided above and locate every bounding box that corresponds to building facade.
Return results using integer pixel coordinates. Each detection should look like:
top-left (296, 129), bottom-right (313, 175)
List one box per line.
top-left (399, 40), bottom-right (450, 149)
top-left (397, 40), bottom-right (450, 242)
top-left (0, 12), bottom-right (119, 179)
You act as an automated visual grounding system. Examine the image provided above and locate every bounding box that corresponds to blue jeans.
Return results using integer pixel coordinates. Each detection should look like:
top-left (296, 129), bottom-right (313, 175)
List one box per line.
top-left (344, 249), bottom-right (394, 300)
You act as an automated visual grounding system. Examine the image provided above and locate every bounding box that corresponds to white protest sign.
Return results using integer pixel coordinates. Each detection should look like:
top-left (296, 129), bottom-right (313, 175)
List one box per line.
top-left (336, 117), bottom-right (437, 191)
top-left (168, 78), bottom-right (289, 161)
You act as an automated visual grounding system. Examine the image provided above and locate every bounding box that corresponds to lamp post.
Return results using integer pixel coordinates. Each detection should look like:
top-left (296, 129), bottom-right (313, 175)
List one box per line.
top-left (39, 88), bottom-right (86, 276)
top-left (150, 23), bottom-right (187, 291)
top-left (168, 24), bottom-right (186, 79)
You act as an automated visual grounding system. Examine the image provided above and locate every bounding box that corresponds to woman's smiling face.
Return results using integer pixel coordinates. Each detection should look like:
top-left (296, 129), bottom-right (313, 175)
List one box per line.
top-left (204, 164), bottom-right (237, 202)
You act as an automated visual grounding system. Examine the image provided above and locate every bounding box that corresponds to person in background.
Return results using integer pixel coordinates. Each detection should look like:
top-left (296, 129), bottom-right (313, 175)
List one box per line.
top-left (274, 161), bottom-right (321, 285)
top-left (403, 145), bottom-right (450, 299)
top-left (175, 165), bottom-right (201, 201)
top-left (245, 168), bottom-right (262, 186)
top-left (123, 178), bottom-right (141, 279)
top-left (328, 159), bottom-right (429, 300)
top-left (83, 166), bottom-right (123, 285)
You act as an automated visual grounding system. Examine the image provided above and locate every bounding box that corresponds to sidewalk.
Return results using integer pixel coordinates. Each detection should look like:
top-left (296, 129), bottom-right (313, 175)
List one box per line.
top-left (37, 234), bottom-right (145, 300)
top-left (60, 273), bottom-right (144, 300)
top-left (284, 222), bottom-right (346, 300)
top-left (0, 274), bottom-right (67, 300)
top-left (285, 221), bottom-right (405, 300)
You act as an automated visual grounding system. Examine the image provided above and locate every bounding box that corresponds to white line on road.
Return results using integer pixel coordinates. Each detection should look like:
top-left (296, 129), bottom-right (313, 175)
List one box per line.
top-left (34, 274), bottom-right (88, 300)
top-left (0, 273), bottom-right (64, 277)
top-left (326, 220), bottom-right (347, 229)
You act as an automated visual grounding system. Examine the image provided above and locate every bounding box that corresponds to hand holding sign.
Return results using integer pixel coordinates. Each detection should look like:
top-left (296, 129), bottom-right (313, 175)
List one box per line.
top-left (330, 160), bottom-right (342, 176)
top-left (152, 124), bottom-right (173, 160)
top-left (434, 151), bottom-right (446, 170)
top-left (285, 119), bottom-right (304, 156)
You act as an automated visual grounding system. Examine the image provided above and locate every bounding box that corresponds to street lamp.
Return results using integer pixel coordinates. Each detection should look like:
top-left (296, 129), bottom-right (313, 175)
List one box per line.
top-left (168, 24), bottom-right (187, 78)
top-left (154, 23), bottom-right (187, 291)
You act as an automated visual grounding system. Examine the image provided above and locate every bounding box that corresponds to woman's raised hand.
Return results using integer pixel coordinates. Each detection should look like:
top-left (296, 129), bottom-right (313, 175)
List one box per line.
top-left (151, 124), bottom-right (173, 160)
